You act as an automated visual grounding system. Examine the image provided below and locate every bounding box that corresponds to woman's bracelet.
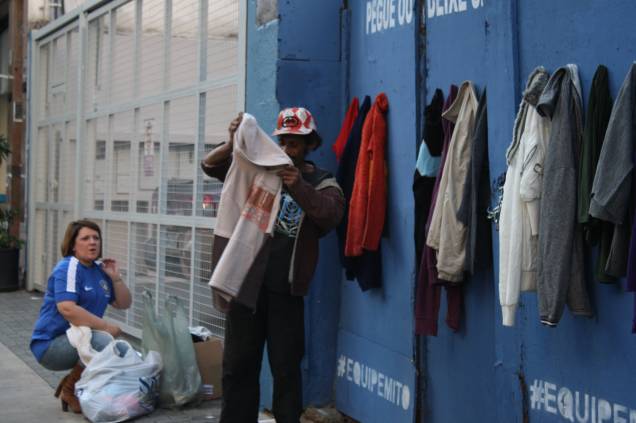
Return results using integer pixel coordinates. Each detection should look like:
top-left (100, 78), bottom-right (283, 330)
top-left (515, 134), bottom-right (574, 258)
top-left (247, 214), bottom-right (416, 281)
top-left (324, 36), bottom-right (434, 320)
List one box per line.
top-left (113, 278), bottom-right (124, 284)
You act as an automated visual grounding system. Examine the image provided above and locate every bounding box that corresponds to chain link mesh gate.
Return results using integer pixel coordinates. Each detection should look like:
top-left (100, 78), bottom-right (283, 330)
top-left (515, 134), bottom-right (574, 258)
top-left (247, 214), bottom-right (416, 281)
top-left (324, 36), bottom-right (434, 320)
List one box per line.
top-left (28, 0), bottom-right (245, 338)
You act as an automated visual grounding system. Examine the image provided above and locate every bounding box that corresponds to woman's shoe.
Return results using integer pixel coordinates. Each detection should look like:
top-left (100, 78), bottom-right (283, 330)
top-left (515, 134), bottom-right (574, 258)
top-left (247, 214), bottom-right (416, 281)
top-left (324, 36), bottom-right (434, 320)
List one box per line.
top-left (54, 374), bottom-right (68, 398)
top-left (54, 364), bottom-right (84, 413)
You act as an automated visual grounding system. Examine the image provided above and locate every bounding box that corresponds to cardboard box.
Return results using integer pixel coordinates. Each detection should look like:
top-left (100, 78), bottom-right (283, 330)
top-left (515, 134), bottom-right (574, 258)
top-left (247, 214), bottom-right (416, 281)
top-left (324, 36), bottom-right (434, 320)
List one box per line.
top-left (193, 337), bottom-right (224, 399)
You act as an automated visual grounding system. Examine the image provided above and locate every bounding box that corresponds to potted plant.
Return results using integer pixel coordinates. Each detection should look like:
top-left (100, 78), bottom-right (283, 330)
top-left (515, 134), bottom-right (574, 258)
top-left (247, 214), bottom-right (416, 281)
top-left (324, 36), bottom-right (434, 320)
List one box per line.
top-left (0, 135), bottom-right (22, 292)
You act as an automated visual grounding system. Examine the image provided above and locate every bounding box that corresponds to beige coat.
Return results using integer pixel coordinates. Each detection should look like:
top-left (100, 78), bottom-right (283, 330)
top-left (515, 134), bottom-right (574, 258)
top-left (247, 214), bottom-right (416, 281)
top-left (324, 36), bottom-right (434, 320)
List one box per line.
top-left (426, 81), bottom-right (479, 282)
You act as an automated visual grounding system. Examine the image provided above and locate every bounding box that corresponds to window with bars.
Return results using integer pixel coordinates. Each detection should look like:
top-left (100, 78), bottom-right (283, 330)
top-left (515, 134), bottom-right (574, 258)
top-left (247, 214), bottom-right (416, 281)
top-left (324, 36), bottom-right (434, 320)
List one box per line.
top-left (28, 0), bottom-right (245, 340)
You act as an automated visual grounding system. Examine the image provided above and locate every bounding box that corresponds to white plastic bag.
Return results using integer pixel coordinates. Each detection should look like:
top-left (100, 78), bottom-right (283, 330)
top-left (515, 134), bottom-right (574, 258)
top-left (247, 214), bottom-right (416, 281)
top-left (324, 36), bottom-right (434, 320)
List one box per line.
top-left (189, 325), bottom-right (214, 341)
top-left (75, 340), bottom-right (163, 423)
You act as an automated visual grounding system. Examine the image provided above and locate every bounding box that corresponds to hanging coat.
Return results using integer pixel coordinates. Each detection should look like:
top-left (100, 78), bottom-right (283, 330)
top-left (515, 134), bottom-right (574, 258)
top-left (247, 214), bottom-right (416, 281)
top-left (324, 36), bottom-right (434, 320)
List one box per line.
top-left (332, 97), bottom-right (360, 162)
top-left (498, 67), bottom-right (550, 326)
top-left (414, 88), bottom-right (444, 266)
top-left (578, 65), bottom-right (615, 283)
top-left (335, 96), bottom-right (382, 290)
top-left (591, 63), bottom-right (636, 280)
top-left (457, 89), bottom-right (491, 276)
top-left (594, 62), bottom-right (636, 332)
top-left (426, 81), bottom-right (479, 282)
top-left (345, 93), bottom-right (389, 257)
top-left (415, 85), bottom-right (463, 336)
top-left (536, 64), bottom-right (593, 326)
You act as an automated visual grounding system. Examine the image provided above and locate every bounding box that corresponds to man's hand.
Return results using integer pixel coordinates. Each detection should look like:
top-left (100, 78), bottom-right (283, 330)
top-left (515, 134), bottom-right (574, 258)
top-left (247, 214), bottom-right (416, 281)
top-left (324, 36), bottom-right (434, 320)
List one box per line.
top-left (228, 112), bottom-right (243, 146)
top-left (277, 166), bottom-right (301, 187)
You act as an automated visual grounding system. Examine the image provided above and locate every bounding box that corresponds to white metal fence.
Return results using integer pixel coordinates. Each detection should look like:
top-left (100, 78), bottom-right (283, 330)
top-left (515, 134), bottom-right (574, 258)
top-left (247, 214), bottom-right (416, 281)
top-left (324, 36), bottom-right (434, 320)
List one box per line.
top-left (27, 0), bottom-right (245, 338)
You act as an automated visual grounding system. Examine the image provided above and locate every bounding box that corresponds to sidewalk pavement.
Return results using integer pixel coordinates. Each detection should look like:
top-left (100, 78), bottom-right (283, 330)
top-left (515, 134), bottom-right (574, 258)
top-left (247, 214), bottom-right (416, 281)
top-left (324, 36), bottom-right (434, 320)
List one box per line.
top-left (0, 290), bottom-right (278, 423)
top-left (0, 341), bottom-right (84, 423)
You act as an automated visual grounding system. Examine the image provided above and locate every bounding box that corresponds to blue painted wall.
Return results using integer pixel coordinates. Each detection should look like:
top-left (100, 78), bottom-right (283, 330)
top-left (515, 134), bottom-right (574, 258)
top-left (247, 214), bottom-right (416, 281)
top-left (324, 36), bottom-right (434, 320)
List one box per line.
top-left (334, 1), bottom-right (418, 422)
top-left (245, 0), bottom-right (279, 127)
top-left (423, 1), bottom-right (636, 422)
top-left (421, 2), bottom-right (498, 423)
top-left (247, 0), bottom-right (636, 421)
top-left (247, 0), bottom-right (345, 409)
top-left (244, 0), bottom-right (281, 412)
top-left (275, 0), bottom-right (344, 408)
top-left (511, 2), bottom-right (636, 423)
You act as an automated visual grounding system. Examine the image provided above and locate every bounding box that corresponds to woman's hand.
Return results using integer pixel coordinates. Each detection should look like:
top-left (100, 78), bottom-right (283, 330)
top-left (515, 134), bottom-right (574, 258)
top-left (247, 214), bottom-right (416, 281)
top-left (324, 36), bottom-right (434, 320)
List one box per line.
top-left (101, 258), bottom-right (133, 310)
top-left (104, 322), bottom-right (122, 338)
top-left (101, 258), bottom-right (122, 282)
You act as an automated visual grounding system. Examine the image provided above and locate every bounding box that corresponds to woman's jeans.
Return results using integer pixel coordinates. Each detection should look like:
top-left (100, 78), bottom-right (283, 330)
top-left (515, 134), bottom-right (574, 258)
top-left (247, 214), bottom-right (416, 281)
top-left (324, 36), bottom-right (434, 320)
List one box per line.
top-left (39, 330), bottom-right (112, 371)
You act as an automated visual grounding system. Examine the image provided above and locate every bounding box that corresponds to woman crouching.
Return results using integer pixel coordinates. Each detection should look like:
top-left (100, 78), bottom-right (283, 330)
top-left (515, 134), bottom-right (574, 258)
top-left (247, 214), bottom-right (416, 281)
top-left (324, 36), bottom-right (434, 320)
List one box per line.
top-left (30, 220), bottom-right (132, 413)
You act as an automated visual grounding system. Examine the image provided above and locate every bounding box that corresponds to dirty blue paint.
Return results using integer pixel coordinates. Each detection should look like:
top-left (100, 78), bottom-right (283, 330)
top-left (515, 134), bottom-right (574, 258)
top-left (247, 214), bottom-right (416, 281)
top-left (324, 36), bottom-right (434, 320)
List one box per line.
top-left (423, 1), bottom-right (636, 422)
top-left (277, 2), bottom-right (341, 62)
top-left (245, 0), bottom-right (280, 411)
top-left (512, 2), bottom-right (636, 422)
top-left (270, 0), bottom-right (344, 408)
top-left (246, 0), bottom-right (346, 410)
top-left (421, 3), bottom-right (498, 423)
top-left (246, 0), bottom-right (343, 410)
top-left (247, 0), bottom-right (344, 408)
top-left (276, 57), bottom-right (343, 407)
top-left (249, 0), bottom-right (636, 420)
top-left (335, 330), bottom-right (414, 420)
top-left (334, 1), bottom-right (418, 422)
top-left (245, 0), bottom-right (279, 128)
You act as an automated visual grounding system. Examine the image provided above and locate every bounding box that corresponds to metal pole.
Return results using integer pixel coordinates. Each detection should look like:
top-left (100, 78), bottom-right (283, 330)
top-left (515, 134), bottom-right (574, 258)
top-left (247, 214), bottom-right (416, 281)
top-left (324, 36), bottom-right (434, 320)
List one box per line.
top-left (8, 0), bottom-right (26, 238)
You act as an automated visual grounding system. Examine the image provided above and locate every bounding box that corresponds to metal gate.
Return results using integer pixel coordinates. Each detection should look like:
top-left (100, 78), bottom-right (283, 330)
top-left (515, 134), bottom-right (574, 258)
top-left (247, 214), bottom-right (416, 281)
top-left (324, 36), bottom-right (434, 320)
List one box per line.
top-left (27, 0), bottom-right (246, 338)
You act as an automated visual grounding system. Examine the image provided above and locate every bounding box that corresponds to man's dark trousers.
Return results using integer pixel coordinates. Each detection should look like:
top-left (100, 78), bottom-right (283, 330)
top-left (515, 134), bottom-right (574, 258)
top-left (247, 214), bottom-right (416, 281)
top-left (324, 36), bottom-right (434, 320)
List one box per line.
top-left (220, 287), bottom-right (305, 423)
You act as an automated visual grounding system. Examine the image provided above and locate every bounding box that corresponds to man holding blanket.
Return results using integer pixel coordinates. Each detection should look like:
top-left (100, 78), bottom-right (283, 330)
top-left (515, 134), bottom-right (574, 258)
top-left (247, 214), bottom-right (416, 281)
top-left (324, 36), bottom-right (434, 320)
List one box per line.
top-left (201, 108), bottom-right (344, 423)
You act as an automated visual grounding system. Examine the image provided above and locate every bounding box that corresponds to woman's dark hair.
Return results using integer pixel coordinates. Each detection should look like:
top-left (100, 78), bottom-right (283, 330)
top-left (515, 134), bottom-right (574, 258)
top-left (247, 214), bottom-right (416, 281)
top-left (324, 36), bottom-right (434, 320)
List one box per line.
top-left (60, 220), bottom-right (102, 257)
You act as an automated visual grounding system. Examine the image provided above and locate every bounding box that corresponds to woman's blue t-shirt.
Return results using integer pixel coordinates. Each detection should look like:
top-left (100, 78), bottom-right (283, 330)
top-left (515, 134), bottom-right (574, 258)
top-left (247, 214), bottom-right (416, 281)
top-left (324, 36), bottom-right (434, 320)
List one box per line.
top-left (30, 256), bottom-right (116, 361)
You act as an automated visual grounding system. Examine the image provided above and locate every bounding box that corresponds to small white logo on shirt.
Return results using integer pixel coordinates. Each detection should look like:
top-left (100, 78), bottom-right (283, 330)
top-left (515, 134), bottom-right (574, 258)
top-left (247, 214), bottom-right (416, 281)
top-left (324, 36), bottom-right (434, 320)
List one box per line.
top-left (84, 286), bottom-right (94, 291)
top-left (99, 280), bottom-right (111, 297)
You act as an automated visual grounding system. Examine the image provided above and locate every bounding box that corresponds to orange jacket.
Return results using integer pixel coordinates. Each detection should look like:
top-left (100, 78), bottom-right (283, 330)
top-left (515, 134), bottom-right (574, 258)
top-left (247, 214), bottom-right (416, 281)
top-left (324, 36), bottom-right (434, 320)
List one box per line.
top-left (345, 93), bottom-right (389, 256)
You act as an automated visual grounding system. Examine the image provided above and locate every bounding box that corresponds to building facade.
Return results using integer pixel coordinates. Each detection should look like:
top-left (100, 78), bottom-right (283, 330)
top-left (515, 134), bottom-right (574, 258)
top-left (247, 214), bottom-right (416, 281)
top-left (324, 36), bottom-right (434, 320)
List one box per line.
top-left (27, 0), bottom-right (244, 339)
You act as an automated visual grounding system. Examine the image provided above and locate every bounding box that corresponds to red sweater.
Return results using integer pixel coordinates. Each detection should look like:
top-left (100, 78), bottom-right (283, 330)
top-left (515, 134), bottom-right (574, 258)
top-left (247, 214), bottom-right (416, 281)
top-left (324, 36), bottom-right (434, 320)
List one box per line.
top-left (345, 93), bottom-right (389, 256)
top-left (332, 97), bottom-right (360, 162)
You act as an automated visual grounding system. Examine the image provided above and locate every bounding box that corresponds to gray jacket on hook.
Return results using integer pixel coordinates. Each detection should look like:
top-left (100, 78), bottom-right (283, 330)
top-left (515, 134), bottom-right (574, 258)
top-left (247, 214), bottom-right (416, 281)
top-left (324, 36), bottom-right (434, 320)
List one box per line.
top-left (536, 64), bottom-right (593, 326)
